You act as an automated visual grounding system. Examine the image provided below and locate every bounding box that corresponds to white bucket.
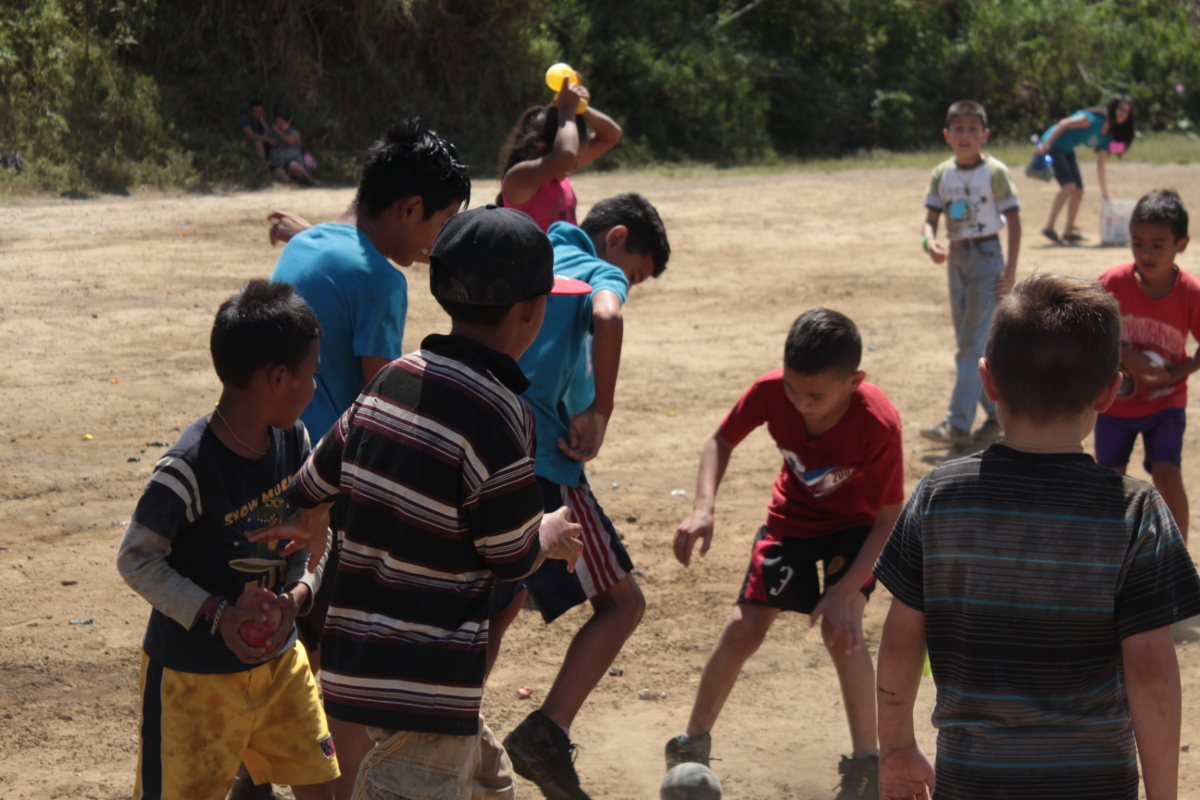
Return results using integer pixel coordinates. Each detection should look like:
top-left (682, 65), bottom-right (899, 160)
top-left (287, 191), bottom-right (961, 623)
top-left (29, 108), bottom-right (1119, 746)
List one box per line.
top-left (1100, 198), bottom-right (1136, 246)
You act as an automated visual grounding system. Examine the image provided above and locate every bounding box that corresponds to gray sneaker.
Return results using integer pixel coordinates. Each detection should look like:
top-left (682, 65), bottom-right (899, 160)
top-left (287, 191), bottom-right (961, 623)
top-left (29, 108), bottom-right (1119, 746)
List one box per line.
top-left (835, 753), bottom-right (879, 799)
top-left (973, 418), bottom-right (1003, 443)
top-left (664, 732), bottom-right (712, 770)
top-left (503, 710), bottom-right (591, 800)
top-left (920, 421), bottom-right (971, 447)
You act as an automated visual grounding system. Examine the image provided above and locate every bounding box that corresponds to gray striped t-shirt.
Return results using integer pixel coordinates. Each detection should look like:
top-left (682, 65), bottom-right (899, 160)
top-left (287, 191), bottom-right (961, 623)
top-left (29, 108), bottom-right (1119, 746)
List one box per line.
top-left (875, 444), bottom-right (1200, 799)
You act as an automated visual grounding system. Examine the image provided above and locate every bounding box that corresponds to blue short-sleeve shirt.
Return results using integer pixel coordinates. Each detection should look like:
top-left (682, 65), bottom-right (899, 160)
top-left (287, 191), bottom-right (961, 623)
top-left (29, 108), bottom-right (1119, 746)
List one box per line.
top-left (270, 223), bottom-right (407, 440)
top-left (519, 222), bottom-right (629, 488)
top-left (1042, 110), bottom-right (1112, 153)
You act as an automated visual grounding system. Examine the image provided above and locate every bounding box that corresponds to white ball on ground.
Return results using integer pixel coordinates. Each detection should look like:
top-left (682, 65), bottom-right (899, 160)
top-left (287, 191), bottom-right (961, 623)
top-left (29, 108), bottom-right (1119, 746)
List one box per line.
top-left (661, 763), bottom-right (722, 800)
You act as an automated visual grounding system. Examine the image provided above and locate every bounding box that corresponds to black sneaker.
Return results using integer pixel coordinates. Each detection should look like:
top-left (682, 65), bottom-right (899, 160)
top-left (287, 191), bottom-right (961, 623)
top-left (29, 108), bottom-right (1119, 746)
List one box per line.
top-left (835, 753), bottom-right (879, 800)
top-left (503, 710), bottom-right (592, 800)
top-left (226, 777), bottom-right (274, 800)
top-left (664, 732), bottom-right (712, 770)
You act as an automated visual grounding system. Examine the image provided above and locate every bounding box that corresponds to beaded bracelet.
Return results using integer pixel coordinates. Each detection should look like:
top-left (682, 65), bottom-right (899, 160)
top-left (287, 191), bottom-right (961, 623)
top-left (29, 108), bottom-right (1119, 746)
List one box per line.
top-left (209, 599), bottom-right (228, 635)
top-left (201, 596), bottom-right (221, 621)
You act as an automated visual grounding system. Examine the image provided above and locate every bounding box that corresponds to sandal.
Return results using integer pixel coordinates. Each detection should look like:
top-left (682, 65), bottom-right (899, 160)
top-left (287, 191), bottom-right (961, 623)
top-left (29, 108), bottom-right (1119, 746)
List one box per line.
top-left (1041, 228), bottom-right (1061, 244)
top-left (1063, 232), bottom-right (1085, 243)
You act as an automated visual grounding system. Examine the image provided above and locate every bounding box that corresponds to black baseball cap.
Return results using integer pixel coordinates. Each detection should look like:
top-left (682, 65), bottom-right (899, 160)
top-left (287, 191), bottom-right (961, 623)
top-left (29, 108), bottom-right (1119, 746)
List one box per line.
top-left (430, 205), bottom-right (591, 305)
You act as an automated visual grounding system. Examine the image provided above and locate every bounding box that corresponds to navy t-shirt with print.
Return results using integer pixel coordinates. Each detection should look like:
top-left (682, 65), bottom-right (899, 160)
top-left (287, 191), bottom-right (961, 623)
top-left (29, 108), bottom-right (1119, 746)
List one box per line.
top-left (131, 416), bottom-right (309, 674)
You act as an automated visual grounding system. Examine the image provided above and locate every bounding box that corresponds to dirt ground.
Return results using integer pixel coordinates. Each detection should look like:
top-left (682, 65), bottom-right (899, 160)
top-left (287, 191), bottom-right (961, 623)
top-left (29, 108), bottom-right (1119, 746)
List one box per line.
top-left (3, 162), bottom-right (1200, 800)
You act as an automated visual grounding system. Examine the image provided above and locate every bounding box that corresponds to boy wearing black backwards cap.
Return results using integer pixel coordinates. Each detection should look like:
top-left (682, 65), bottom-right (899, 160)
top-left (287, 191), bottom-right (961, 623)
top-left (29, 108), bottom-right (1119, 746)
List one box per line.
top-left (251, 206), bottom-right (586, 800)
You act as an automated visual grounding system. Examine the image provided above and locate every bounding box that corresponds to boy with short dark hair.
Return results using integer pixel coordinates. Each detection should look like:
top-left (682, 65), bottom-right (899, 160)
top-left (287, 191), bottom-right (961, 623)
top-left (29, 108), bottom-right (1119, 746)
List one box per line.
top-left (920, 99), bottom-right (1022, 448)
top-left (270, 117), bottom-right (471, 441)
top-left (487, 193), bottom-right (669, 800)
top-left (117, 280), bottom-right (338, 800)
top-left (875, 274), bottom-right (1200, 800)
top-left (1094, 188), bottom-right (1197, 542)
top-left (667, 308), bottom-right (905, 800)
top-left (251, 206), bottom-right (585, 800)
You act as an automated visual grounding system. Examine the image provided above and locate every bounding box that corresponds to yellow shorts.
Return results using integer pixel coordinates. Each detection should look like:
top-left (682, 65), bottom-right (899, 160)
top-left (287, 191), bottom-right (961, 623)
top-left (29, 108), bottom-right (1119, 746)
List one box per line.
top-left (353, 719), bottom-right (514, 800)
top-left (134, 642), bottom-right (340, 800)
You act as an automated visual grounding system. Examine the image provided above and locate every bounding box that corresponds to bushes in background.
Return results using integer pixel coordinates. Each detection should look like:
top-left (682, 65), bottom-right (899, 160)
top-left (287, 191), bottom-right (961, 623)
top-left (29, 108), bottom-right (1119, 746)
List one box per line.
top-left (1, 0), bottom-right (1198, 191)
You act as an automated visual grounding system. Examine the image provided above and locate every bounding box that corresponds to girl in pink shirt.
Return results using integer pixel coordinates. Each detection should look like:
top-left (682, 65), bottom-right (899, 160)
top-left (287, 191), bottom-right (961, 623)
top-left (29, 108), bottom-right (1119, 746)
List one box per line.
top-left (497, 78), bottom-right (623, 231)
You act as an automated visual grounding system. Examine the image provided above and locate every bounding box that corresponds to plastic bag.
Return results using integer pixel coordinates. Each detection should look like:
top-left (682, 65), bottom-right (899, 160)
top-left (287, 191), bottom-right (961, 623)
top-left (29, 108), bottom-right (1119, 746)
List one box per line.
top-left (1024, 151), bottom-right (1053, 181)
top-left (1100, 198), bottom-right (1136, 246)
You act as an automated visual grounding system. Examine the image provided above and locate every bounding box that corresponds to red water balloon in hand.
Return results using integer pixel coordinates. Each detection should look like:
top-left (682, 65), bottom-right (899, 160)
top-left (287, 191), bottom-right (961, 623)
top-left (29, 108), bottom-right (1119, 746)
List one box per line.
top-left (237, 588), bottom-right (281, 647)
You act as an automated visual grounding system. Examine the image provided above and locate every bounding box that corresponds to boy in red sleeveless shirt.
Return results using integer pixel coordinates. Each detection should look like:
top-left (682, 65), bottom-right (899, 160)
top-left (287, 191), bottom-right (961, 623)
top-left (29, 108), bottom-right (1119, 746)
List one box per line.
top-left (1095, 189), bottom-right (1198, 542)
top-left (666, 309), bottom-right (904, 800)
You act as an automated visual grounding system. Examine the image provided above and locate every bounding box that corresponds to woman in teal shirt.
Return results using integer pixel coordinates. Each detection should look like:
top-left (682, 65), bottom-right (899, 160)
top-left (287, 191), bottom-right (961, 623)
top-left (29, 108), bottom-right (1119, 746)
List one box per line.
top-left (1037, 96), bottom-right (1134, 243)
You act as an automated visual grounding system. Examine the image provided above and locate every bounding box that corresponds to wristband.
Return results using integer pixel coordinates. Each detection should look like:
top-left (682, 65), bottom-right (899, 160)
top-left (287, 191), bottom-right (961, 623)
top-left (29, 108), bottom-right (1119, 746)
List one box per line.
top-left (209, 599), bottom-right (228, 635)
top-left (201, 596), bottom-right (221, 621)
top-left (921, 236), bottom-right (929, 253)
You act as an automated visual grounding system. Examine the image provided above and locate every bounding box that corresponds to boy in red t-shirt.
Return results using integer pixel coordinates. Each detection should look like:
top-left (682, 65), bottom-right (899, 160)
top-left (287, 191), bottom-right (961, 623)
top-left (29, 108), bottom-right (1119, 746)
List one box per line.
top-left (1096, 189), bottom-right (1198, 542)
top-left (666, 308), bottom-right (904, 799)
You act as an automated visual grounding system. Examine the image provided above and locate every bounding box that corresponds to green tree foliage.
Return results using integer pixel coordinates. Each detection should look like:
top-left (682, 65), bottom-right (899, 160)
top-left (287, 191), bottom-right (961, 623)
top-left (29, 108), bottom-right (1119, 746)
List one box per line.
top-left (0, 0), bottom-right (189, 191)
top-left (1, 0), bottom-right (1198, 191)
top-left (126, 0), bottom-right (550, 180)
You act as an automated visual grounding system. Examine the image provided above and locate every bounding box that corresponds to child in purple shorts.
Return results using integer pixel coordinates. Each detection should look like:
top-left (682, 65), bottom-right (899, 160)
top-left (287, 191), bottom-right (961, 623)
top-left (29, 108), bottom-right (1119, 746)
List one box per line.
top-left (1095, 189), bottom-right (1198, 542)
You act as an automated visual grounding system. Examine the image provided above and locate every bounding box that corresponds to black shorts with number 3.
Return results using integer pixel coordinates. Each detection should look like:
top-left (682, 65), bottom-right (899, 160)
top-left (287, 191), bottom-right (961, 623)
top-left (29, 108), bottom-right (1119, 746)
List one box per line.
top-left (737, 525), bottom-right (875, 614)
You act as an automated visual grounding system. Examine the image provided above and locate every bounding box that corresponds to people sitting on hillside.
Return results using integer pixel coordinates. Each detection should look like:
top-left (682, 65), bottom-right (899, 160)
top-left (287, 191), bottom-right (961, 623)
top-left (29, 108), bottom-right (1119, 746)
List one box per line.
top-left (236, 100), bottom-right (274, 162)
top-left (268, 113), bottom-right (319, 185)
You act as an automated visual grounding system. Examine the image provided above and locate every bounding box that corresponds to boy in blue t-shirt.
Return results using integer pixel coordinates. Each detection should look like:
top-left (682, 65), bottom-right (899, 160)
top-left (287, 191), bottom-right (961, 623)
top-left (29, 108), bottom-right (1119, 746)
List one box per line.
top-left (117, 281), bottom-right (338, 800)
top-left (270, 118), bottom-right (470, 442)
top-left (490, 193), bottom-right (670, 800)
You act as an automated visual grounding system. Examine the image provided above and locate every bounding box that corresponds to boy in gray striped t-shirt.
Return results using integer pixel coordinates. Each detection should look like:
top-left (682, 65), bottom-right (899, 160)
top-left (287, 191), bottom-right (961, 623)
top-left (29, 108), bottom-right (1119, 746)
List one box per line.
top-left (875, 274), bottom-right (1200, 800)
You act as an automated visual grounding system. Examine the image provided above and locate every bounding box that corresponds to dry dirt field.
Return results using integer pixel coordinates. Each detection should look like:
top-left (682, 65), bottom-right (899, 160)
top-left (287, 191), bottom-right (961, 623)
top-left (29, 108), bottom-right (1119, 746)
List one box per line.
top-left (3, 163), bottom-right (1200, 800)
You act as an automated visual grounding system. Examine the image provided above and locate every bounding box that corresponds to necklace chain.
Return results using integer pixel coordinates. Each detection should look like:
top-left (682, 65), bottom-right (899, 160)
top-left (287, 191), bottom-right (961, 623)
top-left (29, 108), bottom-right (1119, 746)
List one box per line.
top-left (213, 403), bottom-right (268, 456)
top-left (999, 438), bottom-right (1084, 452)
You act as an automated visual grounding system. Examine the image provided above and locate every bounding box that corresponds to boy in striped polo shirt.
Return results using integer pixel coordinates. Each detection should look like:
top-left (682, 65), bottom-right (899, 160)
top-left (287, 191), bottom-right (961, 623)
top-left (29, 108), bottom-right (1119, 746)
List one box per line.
top-left (875, 274), bottom-right (1200, 800)
top-left (252, 206), bottom-right (585, 800)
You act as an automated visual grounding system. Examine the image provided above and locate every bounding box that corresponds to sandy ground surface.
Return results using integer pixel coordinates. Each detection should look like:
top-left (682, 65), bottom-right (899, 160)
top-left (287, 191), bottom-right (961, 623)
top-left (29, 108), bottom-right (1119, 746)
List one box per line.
top-left (3, 163), bottom-right (1200, 800)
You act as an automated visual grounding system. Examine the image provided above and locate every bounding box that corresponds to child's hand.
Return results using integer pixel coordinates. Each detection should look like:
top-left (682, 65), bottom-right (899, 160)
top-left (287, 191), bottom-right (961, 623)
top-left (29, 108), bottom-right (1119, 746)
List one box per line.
top-left (879, 743), bottom-right (936, 800)
top-left (809, 585), bottom-right (864, 654)
top-left (1123, 349), bottom-right (1173, 388)
top-left (557, 408), bottom-right (609, 462)
top-left (673, 509), bottom-right (714, 567)
top-left (539, 507), bottom-right (583, 572)
top-left (555, 79), bottom-right (586, 114)
top-left (926, 238), bottom-right (947, 264)
top-left (267, 210), bottom-right (313, 247)
top-left (257, 583), bottom-right (310, 660)
top-left (216, 604), bottom-right (271, 664)
top-left (998, 269), bottom-right (1016, 298)
top-left (247, 505), bottom-right (330, 573)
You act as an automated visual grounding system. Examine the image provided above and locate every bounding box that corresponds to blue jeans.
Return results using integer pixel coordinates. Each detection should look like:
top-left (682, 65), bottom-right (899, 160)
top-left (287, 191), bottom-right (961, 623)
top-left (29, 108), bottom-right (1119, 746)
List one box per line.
top-left (945, 237), bottom-right (1002, 431)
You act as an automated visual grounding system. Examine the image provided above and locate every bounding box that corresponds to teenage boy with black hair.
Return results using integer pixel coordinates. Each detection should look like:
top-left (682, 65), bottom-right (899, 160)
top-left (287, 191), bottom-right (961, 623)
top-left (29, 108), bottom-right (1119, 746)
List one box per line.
top-left (1094, 189), bottom-right (1198, 543)
top-left (666, 309), bottom-right (904, 800)
top-left (270, 117), bottom-right (471, 442)
top-left (117, 280), bottom-right (338, 800)
top-left (875, 274), bottom-right (1200, 800)
top-left (486, 193), bottom-right (669, 800)
top-left (919, 99), bottom-right (1021, 448)
top-left (251, 206), bottom-right (585, 800)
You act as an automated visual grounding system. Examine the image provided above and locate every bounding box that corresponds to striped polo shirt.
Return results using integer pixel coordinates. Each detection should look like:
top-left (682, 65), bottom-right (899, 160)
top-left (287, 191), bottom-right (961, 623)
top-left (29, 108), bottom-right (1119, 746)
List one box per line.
top-left (875, 445), bottom-right (1200, 800)
top-left (293, 334), bottom-right (544, 736)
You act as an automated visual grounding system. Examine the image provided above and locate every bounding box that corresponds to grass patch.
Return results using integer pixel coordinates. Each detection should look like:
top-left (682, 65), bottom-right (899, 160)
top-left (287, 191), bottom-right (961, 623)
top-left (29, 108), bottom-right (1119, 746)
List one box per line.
top-left (602, 132), bottom-right (1200, 179)
top-left (2, 133), bottom-right (1198, 199)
